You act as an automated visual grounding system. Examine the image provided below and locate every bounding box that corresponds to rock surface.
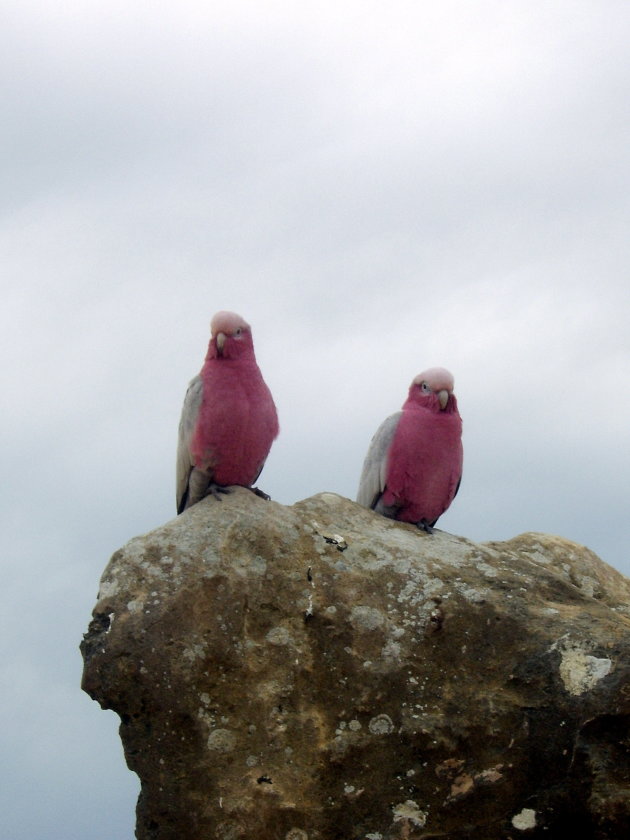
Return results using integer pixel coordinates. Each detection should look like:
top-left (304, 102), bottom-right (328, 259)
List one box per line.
top-left (81, 491), bottom-right (630, 839)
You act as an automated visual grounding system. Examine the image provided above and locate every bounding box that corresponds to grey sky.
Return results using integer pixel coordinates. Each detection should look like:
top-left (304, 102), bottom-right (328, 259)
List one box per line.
top-left (2, 2), bottom-right (629, 837)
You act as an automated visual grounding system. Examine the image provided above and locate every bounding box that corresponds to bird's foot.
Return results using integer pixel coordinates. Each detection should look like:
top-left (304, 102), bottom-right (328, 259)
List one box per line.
top-left (416, 520), bottom-right (434, 534)
top-left (207, 483), bottom-right (232, 501)
top-left (250, 486), bottom-right (271, 501)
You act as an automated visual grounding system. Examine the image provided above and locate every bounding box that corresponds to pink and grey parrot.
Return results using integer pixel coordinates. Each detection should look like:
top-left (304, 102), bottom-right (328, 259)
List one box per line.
top-left (176, 311), bottom-right (279, 513)
top-left (356, 367), bottom-right (463, 532)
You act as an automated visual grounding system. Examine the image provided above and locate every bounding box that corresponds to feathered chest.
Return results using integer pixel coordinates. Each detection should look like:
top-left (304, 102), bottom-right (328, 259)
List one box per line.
top-left (390, 406), bottom-right (462, 465)
top-left (190, 360), bottom-right (278, 482)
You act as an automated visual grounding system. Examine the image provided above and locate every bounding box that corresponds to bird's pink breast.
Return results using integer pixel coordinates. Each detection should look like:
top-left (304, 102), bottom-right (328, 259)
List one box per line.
top-left (382, 406), bottom-right (463, 524)
top-left (191, 359), bottom-right (279, 486)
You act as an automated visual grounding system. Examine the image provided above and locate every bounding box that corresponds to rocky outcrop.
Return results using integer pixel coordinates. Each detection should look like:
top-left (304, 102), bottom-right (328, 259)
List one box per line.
top-left (81, 490), bottom-right (630, 839)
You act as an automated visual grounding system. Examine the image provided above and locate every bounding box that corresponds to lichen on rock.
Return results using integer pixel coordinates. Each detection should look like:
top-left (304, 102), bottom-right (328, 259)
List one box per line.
top-left (81, 490), bottom-right (630, 839)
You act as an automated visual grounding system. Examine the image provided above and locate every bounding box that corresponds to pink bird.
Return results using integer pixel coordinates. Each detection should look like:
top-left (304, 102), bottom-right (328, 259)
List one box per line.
top-left (176, 311), bottom-right (279, 513)
top-left (356, 367), bottom-right (463, 532)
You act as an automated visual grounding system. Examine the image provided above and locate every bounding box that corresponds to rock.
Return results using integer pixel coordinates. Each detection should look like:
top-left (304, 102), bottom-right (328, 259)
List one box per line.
top-left (81, 490), bottom-right (630, 839)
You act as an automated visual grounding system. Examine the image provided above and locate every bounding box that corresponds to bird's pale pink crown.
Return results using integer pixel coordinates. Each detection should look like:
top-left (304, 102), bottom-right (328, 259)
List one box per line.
top-left (411, 367), bottom-right (454, 393)
top-left (207, 311), bottom-right (254, 361)
top-left (405, 367), bottom-right (457, 412)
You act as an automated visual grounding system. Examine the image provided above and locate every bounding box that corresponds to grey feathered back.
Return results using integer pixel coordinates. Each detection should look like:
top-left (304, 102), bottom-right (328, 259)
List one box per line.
top-left (356, 411), bottom-right (401, 509)
top-left (176, 376), bottom-right (203, 513)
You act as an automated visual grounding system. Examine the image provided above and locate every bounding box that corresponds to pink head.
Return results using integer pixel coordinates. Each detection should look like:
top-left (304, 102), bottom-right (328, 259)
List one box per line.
top-left (406, 367), bottom-right (457, 412)
top-left (207, 311), bottom-right (254, 360)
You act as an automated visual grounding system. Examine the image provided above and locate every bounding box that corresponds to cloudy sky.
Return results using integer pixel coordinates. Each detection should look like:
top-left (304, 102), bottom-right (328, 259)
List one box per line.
top-left (2, 1), bottom-right (629, 836)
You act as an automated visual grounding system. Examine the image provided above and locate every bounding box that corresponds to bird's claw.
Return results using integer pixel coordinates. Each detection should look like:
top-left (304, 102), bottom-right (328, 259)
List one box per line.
top-left (250, 486), bottom-right (271, 501)
top-left (416, 520), bottom-right (434, 534)
top-left (207, 483), bottom-right (232, 501)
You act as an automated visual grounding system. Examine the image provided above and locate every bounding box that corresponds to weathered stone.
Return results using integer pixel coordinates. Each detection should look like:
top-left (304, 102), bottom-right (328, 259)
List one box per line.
top-left (81, 490), bottom-right (630, 839)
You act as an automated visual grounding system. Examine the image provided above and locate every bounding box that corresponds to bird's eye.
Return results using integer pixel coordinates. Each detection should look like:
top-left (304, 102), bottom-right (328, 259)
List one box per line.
top-left (421, 382), bottom-right (430, 393)
top-left (234, 327), bottom-right (242, 337)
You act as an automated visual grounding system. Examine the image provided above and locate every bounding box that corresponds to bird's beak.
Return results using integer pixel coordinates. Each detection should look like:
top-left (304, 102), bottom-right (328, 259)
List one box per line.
top-left (438, 390), bottom-right (449, 410)
top-left (216, 332), bottom-right (226, 355)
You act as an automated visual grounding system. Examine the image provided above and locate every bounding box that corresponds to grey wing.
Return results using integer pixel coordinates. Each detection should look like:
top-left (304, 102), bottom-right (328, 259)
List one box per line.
top-left (176, 375), bottom-right (203, 513)
top-left (356, 411), bottom-right (401, 509)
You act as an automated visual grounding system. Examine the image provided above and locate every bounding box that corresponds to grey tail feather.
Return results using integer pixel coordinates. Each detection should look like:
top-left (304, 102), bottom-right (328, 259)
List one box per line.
top-left (177, 489), bottom-right (189, 515)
